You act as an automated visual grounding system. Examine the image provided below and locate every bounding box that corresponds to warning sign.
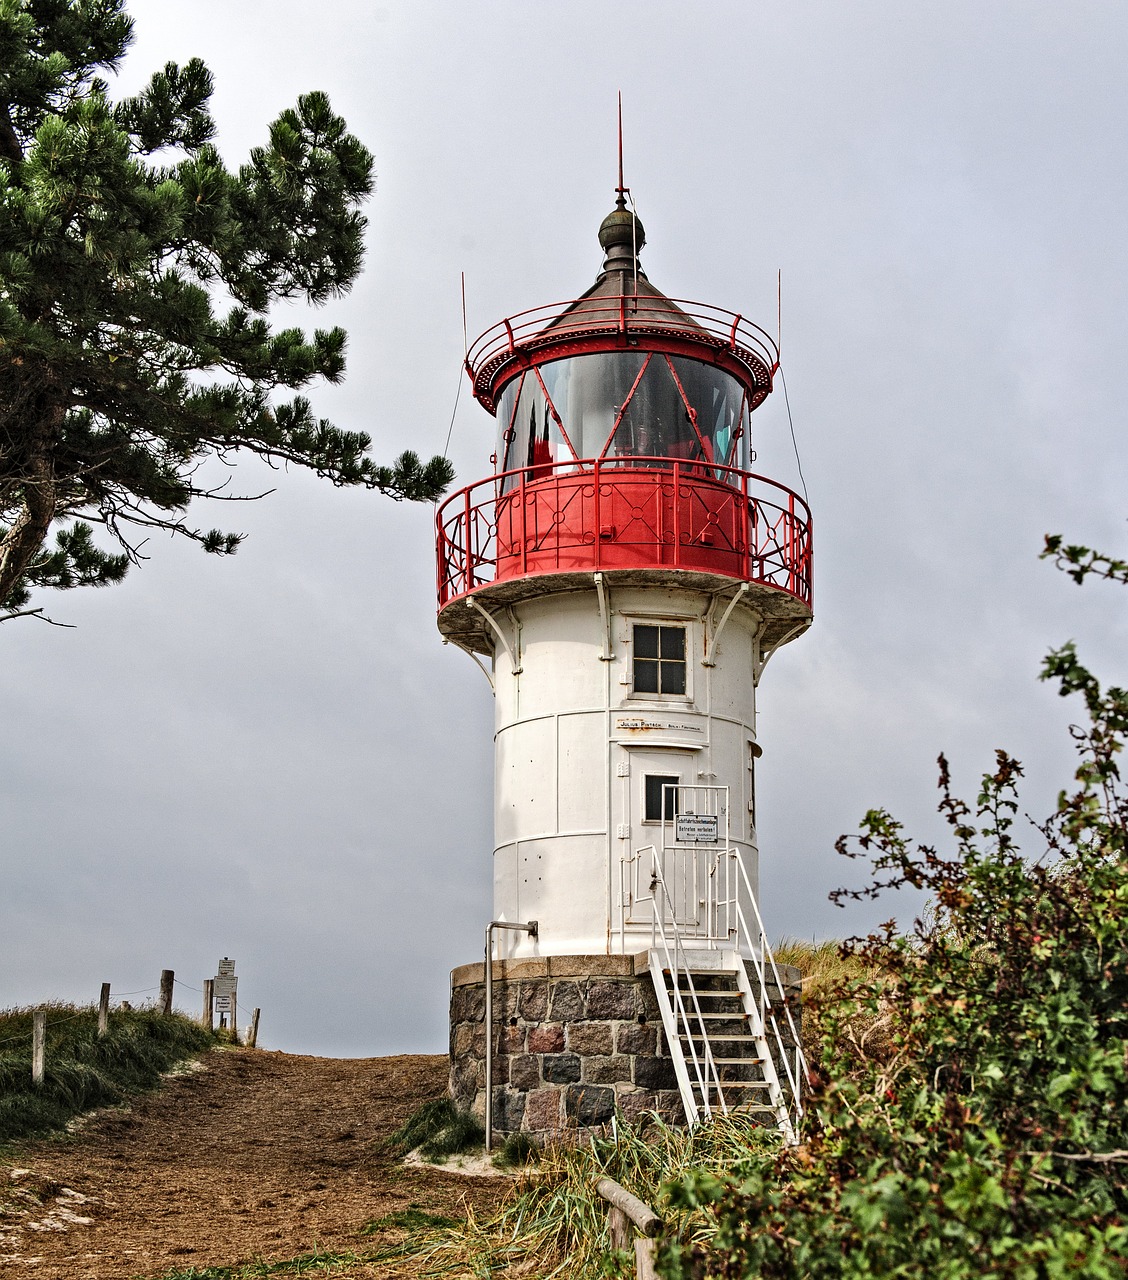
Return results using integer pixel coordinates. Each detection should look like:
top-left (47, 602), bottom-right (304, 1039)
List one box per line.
top-left (676, 813), bottom-right (720, 843)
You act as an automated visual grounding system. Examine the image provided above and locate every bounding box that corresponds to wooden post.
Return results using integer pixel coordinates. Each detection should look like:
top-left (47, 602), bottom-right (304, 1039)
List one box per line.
top-left (230, 991), bottom-right (239, 1045)
top-left (594, 1176), bottom-right (662, 1279)
top-left (31, 1010), bottom-right (46, 1085)
top-left (635, 1238), bottom-right (660, 1280)
top-left (247, 1008), bottom-right (260, 1049)
top-left (97, 983), bottom-right (110, 1038)
top-left (159, 969), bottom-right (174, 1015)
top-left (202, 979), bottom-right (214, 1031)
top-left (608, 1204), bottom-right (630, 1251)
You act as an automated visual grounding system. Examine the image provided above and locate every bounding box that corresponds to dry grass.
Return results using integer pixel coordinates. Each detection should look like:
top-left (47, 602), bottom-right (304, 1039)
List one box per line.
top-left (774, 937), bottom-right (896, 1069)
top-left (366, 1110), bottom-right (781, 1280)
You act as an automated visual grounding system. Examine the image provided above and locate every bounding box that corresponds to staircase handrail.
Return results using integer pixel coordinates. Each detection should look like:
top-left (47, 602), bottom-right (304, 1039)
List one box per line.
top-left (640, 845), bottom-right (727, 1121)
top-left (727, 849), bottom-right (809, 1106)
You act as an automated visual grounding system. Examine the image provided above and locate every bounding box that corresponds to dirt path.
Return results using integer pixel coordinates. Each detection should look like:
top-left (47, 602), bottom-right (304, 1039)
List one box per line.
top-left (0, 1050), bottom-right (507, 1279)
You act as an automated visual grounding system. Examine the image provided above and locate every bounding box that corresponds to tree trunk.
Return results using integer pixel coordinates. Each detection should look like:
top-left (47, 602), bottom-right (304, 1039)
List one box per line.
top-left (0, 409), bottom-right (62, 606)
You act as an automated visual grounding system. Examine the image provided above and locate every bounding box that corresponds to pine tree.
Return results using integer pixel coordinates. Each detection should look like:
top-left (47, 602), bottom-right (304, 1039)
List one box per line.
top-left (0, 0), bottom-right (454, 621)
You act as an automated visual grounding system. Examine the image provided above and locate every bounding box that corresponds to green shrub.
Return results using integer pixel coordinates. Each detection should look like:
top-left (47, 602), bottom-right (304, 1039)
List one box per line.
top-left (658, 538), bottom-right (1128, 1278)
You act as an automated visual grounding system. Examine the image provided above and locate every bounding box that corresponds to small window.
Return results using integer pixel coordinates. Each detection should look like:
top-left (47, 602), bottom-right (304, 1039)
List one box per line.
top-left (644, 774), bottom-right (680, 822)
top-left (633, 624), bottom-right (686, 695)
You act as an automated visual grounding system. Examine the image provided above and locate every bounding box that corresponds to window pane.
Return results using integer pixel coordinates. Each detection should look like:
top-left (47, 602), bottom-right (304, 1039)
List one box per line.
top-left (645, 774), bottom-right (680, 822)
top-left (607, 355), bottom-right (699, 462)
top-left (496, 353), bottom-right (751, 476)
top-left (634, 659), bottom-right (659, 694)
top-left (497, 367), bottom-right (576, 491)
top-left (659, 661), bottom-right (686, 696)
top-left (634, 625), bottom-right (659, 658)
top-left (670, 356), bottom-right (750, 473)
top-left (659, 627), bottom-right (684, 660)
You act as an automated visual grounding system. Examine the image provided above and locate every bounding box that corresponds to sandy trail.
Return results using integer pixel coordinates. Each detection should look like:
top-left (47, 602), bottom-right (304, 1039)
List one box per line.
top-left (0, 1049), bottom-right (505, 1279)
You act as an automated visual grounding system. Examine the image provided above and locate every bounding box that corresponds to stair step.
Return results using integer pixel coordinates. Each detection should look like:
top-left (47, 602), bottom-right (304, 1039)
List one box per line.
top-left (672, 1025), bottom-right (749, 1033)
top-left (666, 988), bottom-right (742, 1000)
top-left (691, 1054), bottom-right (763, 1064)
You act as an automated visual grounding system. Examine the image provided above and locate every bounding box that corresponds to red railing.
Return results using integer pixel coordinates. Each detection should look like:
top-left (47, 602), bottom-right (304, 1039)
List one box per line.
top-left (465, 296), bottom-right (780, 413)
top-left (436, 459), bottom-right (812, 610)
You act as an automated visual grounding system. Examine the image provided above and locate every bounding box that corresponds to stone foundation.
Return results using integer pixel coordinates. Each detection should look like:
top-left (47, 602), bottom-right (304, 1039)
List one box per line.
top-left (448, 952), bottom-right (802, 1139)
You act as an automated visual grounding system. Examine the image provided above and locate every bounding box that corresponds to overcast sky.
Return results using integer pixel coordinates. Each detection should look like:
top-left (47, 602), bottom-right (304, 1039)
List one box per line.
top-left (2, 1), bottom-right (1126, 1056)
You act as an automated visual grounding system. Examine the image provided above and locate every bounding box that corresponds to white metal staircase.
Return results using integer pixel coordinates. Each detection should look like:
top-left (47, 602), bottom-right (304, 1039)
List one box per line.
top-left (619, 786), bottom-right (807, 1143)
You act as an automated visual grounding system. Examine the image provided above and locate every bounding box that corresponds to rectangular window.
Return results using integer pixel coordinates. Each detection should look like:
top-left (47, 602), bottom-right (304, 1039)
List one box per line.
top-left (633, 624), bottom-right (686, 696)
top-left (644, 774), bottom-right (681, 822)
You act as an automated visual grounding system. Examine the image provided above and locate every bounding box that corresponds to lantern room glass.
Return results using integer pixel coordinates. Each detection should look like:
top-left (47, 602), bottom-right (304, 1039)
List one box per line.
top-left (495, 352), bottom-right (752, 492)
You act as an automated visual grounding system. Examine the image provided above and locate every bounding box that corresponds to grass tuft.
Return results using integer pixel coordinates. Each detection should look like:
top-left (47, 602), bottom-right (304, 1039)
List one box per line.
top-left (491, 1129), bottom-right (539, 1170)
top-left (362, 1207), bottom-right (461, 1234)
top-left (0, 1002), bottom-right (217, 1145)
top-left (385, 1096), bottom-right (484, 1160)
top-left (144, 1249), bottom-right (365, 1278)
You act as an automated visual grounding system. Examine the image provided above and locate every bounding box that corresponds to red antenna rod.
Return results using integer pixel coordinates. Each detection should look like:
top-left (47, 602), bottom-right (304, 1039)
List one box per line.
top-left (616, 90), bottom-right (625, 199)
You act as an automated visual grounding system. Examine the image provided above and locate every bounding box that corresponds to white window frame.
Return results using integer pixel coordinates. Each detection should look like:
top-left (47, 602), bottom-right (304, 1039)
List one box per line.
top-left (621, 614), bottom-right (696, 704)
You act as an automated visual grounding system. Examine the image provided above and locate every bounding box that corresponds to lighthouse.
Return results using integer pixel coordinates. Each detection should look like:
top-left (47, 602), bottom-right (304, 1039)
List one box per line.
top-left (440, 188), bottom-right (812, 1143)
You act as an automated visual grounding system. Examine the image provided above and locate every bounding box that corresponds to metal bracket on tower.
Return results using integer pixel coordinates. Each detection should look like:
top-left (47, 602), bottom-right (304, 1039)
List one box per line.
top-left (466, 596), bottom-right (522, 674)
top-left (753, 620), bottom-right (810, 685)
top-left (594, 572), bottom-right (614, 661)
top-left (703, 582), bottom-right (750, 667)
top-left (443, 637), bottom-right (495, 692)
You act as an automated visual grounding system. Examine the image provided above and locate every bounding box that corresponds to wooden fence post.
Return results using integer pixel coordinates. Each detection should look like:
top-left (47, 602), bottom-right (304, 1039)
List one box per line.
top-left (202, 979), bottom-right (214, 1031)
top-left (247, 1008), bottom-right (261, 1049)
top-left (608, 1204), bottom-right (630, 1251)
top-left (31, 1010), bottom-right (46, 1085)
top-left (159, 969), bottom-right (174, 1015)
top-left (98, 983), bottom-right (110, 1038)
top-left (635, 1238), bottom-right (659, 1280)
top-left (594, 1177), bottom-right (662, 1280)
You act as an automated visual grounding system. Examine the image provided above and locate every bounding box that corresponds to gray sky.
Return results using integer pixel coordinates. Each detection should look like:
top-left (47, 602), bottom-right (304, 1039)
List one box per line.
top-left (2, 1), bottom-right (1126, 1055)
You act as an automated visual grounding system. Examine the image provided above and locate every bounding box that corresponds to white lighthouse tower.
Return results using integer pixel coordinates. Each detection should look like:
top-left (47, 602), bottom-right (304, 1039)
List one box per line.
top-left (440, 189), bottom-right (812, 1141)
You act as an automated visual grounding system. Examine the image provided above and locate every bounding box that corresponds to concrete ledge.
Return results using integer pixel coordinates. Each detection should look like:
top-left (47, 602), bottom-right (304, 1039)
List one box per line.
top-left (451, 952), bottom-right (651, 987)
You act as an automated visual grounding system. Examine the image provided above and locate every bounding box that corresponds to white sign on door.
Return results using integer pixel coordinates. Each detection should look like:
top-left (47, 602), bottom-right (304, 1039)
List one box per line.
top-left (675, 813), bottom-right (719, 843)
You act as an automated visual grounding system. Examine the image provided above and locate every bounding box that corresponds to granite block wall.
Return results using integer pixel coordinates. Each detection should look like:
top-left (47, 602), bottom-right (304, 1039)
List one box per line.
top-left (448, 953), bottom-right (802, 1140)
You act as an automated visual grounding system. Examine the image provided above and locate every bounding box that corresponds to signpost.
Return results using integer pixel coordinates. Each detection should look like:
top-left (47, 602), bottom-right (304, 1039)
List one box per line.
top-left (210, 959), bottom-right (238, 1038)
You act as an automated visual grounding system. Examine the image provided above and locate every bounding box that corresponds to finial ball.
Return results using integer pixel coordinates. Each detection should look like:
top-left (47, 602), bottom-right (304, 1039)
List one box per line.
top-left (598, 205), bottom-right (646, 254)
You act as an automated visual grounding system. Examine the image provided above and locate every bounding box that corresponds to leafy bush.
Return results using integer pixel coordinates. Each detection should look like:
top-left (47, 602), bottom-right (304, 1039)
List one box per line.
top-left (0, 1003), bottom-right (216, 1143)
top-left (659, 539), bottom-right (1128, 1278)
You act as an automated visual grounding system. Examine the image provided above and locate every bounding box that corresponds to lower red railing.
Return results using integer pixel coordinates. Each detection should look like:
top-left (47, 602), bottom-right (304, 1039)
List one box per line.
top-left (436, 459), bottom-right (812, 609)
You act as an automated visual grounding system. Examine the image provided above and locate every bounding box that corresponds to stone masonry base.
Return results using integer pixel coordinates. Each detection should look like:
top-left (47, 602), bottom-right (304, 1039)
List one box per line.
top-left (448, 952), bottom-right (801, 1140)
